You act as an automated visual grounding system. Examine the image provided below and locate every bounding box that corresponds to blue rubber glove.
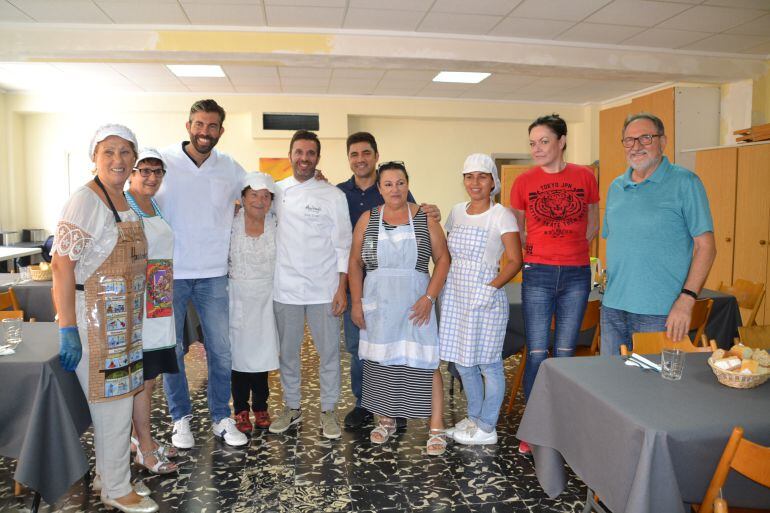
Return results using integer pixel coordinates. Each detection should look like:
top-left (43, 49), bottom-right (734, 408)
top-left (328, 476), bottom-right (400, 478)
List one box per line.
top-left (59, 326), bottom-right (82, 372)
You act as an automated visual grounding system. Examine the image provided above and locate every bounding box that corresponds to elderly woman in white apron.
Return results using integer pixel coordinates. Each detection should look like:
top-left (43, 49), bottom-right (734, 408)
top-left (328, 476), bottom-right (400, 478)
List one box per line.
top-left (440, 154), bottom-right (522, 446)
top-left (126, 148), bottom-right (179, 475)
top-left (51, 125), bottom-right (159, 513)
top-left (348, 161), bottom-right (450, 455)
top-left (228, 172), bottom-right (280, 433)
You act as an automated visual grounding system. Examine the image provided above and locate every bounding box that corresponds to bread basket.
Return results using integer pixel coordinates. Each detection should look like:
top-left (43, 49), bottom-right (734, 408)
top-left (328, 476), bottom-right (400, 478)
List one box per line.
top-left (29, 264), bottom-right (52, 281)
top-left (707, 357), bottom-right (770, 389)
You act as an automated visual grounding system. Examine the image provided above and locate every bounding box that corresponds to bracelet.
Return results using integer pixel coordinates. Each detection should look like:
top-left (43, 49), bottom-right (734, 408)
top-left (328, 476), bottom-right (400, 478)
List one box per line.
top-left (680, 288), bottom-right (698, 300)
top-left (425, 294), bottom-right (436, 305)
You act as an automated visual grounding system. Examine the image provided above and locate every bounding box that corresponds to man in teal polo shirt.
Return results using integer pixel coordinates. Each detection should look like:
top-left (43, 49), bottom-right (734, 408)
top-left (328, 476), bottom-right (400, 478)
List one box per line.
top-left (600, 113), bottom-right (716, 355)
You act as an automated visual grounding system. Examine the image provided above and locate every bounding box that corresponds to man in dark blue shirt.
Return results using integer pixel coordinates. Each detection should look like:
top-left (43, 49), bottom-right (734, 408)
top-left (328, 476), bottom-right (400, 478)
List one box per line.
top-left (337, 132), bottom-right (416, 428)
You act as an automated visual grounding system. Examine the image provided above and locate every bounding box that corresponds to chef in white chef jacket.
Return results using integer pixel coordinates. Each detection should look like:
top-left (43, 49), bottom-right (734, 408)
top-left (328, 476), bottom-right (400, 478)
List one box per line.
top-left (227, 172), bottom-right (280, 432)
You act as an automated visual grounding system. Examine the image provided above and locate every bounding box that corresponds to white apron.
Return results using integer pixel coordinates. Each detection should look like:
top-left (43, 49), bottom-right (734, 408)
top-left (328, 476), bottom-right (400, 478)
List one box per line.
top-left (358, 206), bottom-right (439, 370)
top-left (439, 209), bottom-right (509, 366)
top-left (141, 214), bottom-right (176, 351)
top-left (228, 211), bottom-right (279, 373)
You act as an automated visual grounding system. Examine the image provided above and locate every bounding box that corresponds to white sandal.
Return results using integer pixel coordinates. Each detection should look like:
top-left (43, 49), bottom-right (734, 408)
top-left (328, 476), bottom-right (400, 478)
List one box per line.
top-left (370, 418), bottom-right (397, 444)
top-left (131, 436), bottom-right (178, 459)
top-left (426, 429), bottom-right (447, 456)
top-left (134, 448), bottom-right (178, 475)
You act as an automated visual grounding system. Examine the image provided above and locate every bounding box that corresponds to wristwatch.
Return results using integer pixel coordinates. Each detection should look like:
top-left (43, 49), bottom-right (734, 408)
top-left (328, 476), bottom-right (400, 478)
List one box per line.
top-left (680, 288), bottom-right (698, 300)
top-left (425, 294), bottom-right (436, 305)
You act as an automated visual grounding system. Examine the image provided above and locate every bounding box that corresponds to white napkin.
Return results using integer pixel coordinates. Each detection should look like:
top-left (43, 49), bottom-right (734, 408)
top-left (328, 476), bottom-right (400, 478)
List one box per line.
top-left (629, 353), bottom-right (662, 372)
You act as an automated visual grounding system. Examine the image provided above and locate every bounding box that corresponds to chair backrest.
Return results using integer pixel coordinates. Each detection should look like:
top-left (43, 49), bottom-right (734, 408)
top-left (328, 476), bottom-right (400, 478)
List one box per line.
top-left (0, 288), bottom-right (21, 311)
top-left (622, 332), bottom-right (717, 356)
top-left (737, 325), bottom-right (770, 350)
top-left (0, 310), bottom-right (24, 320)
top-left (698, 426), bottom-right (770, 513)
top-left (690, 298), bottom-right (714, 345)
top-left (719, 279), bottom-right (766, 327)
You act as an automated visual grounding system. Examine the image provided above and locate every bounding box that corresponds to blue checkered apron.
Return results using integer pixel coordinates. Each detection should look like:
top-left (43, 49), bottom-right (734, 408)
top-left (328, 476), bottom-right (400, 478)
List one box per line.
top-left (358, 206), bottom-right (440, 370)
top-left (439, 216), bottom-right (509, 366)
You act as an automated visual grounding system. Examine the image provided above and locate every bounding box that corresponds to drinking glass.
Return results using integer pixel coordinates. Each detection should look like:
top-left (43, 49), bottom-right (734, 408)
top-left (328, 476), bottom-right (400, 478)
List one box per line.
top-left (661, 349), bottom-right (685, 380)
top-left (1, 318), bottom-right (23, 355)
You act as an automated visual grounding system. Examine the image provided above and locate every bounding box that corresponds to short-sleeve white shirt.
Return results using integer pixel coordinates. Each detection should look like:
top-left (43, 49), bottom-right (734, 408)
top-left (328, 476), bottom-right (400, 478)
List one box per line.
top-left (155, 143), bottom-right (246, 279)
top-left (445, 202), bottom-right (519, 267)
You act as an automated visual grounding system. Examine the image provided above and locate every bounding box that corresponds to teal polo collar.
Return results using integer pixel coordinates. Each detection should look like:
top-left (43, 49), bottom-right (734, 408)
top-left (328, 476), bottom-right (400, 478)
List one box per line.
top-left (621, 156), bottom-right (671, 189)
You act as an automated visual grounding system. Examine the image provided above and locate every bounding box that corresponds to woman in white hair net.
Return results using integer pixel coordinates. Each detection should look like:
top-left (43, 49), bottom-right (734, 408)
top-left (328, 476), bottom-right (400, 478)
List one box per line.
top-left (440, 153), bottom-right (522, 446)
top-left (227, 172), bottom-right (280, 433)
top-left (51, 124), bottom-right (159, 512)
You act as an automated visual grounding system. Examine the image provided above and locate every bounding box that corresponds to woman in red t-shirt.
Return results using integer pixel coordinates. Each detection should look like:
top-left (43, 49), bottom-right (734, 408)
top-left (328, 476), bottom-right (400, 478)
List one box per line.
top-left (510, 114), bottom-right (599, 455)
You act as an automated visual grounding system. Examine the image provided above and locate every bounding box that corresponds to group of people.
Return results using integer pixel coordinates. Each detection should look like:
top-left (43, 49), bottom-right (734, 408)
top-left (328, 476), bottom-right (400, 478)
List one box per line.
top-left (50, 98), bottom-right (714, 512)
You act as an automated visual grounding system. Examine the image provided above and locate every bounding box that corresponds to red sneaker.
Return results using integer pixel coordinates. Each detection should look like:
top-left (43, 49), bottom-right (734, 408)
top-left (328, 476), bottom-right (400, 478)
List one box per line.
top-left (234, 410), bottom-right (252, 433)
top-left (518, 440), bottom-right (532, 455)
top-left (253, 410), bottom-right (271, 429)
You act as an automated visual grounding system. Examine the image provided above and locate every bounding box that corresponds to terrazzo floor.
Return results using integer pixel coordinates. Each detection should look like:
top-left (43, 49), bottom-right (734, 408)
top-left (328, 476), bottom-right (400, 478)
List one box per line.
top-left (0, 328), bottom-right (589, 512)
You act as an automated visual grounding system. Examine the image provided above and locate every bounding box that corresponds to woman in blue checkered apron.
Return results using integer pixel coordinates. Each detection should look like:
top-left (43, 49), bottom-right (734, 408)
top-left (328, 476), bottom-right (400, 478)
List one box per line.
top-left (440, 154), bottom-right (522, 445)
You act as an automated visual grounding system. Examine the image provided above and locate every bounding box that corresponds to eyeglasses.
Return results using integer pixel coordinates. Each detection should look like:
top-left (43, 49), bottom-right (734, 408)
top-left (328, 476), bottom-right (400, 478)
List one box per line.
top-left (377, 160), bottom-right (406, 173)
top-left (621, 134), bottom-right (662, 148)
top-left (133, 167), bottom-right (166, 177)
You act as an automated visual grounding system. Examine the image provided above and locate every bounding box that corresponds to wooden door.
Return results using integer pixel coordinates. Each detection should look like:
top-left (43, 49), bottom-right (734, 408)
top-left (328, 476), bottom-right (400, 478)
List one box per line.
top-left (598, 104), bottom-right (630, 209)
top-left (630, 87), bottom-right (676, 160)
top-left (694, 148), bottom-right (737, 290)
top-left (500, 165), bottom-right (530, 283)
top-left (734, 144), bottom-right (770, 324)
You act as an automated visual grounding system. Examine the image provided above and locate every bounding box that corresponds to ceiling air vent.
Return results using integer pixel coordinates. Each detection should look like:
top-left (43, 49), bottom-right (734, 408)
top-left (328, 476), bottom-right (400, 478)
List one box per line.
top-left (263, 113), bottom-right (319, 131)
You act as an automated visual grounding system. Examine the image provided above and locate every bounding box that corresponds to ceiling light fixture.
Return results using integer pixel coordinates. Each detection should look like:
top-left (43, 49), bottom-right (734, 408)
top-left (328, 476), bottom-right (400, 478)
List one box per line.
top-left (166, 64), bottom-right (225, 78)
top-left (432, 71), bottom-right (490, 84)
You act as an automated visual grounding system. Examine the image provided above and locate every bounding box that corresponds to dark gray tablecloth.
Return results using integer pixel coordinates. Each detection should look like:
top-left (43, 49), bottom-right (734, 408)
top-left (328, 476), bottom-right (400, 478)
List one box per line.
top-left (503, 284), bottom-right (741, 357)
top-left (0, 273), bottom-right (55, 322)
top-left (517, 353), bottom-right (770, 513)
top-left (0, 322), bottom-right (91, 504)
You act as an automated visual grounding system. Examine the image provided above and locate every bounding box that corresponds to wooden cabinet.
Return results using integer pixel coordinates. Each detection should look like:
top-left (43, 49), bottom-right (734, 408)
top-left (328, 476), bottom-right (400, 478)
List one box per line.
top-left (693, 142), bottom-right (770, 324)
top-left (597, 86), bottom-right (720, 262)
top-left (695, 148), bottom-right (737, 290)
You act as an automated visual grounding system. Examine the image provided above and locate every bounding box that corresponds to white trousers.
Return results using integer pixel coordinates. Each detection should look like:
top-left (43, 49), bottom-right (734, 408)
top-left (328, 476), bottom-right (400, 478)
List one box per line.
top-left (75, 324), bottom-right (134, 499)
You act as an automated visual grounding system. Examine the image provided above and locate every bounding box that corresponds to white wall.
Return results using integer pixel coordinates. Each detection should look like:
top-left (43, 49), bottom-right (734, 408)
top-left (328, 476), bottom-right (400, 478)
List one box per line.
top-left (2, 91), bottom-right (593, 232)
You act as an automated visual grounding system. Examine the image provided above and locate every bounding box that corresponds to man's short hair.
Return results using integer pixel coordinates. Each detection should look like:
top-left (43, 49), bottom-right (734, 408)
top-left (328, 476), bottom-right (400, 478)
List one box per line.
top-left (623, 112), bottom-right (665, 136)
top-left (346, 132), bottom-right (378, 154)
top-left (290, 130), bottom-right (321, 155)
top-left (189, 99), bottom-right (226, 125)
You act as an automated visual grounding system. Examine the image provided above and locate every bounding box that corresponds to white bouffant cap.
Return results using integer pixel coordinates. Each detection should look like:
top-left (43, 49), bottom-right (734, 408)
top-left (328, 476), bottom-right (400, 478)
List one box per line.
top-left (89, 123), bottom-right (138, 160)
top-left (462, 153), bottom-right (500, 197)
top-left (242, 172), bottom-right (276, 194)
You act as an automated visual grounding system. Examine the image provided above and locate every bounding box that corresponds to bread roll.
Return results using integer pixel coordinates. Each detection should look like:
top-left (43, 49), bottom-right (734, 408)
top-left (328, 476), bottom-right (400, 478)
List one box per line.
top-left (714, 357), bottom-right (742, 371)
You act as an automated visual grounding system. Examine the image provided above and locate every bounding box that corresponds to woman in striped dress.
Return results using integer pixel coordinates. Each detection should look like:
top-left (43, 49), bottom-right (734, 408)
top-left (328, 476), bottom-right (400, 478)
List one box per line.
top-left (348, 161), bottom-right (450, 455)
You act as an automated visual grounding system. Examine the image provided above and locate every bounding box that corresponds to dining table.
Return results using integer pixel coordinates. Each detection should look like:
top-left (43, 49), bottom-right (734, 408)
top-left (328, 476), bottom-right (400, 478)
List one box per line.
top-left (0, 246), bottom-right (42, 273)
top-left (0, 273), bottom-right (55, 322)
top-left (516, 353), bottom-right (770, 513)
top-left (503, 283), bottom-right (741, 354)
top-left (0, 322), bottom-right (91, 510)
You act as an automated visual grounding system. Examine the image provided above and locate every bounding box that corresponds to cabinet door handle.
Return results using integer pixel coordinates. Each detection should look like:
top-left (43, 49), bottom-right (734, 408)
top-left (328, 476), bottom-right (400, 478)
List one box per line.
top-left (761, 240), bottom-right (767, 245)
top-left (725, 237), bottom-right (732, 242)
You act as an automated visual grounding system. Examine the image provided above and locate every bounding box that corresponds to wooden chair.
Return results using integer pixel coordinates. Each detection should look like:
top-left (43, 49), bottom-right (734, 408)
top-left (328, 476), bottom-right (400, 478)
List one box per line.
top-left (505, 300), bottom-right (601, 414)
top-left (0, 310), bottom-right (24, 320)
top-left (0, 287), bottom-right (21, 312)
top-left (621, 333), bottom-right (717, 356)
top-left (691, 298), bottom-right (714, 345)
top-left (718, 280), bottom-right (766, 327)
top-left (737, 325), bottom-right (770, 350)
top-left (693, 426), bottom-right (770, 513)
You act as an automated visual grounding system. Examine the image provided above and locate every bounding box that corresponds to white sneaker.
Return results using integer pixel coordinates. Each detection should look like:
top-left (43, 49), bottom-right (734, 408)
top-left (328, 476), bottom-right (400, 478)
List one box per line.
top-left (445, 417), bottom-right (473, 439)
top-left (453, 423), bottom-right (498, 445)
top-left (212, 417), bottom-right (248, 447)
top-left (171, 415), bottom-right (194, 449)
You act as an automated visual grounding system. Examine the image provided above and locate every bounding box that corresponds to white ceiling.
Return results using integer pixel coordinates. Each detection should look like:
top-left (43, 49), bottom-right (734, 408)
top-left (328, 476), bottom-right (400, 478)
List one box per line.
top-left (1, 0), bottom-right (769, 104)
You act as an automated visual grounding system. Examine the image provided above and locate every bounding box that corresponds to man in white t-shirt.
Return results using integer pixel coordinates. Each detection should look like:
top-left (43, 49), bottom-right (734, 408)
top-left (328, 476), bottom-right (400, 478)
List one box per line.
top-left (268, 130), bottom-right (352, 439)
top-left (154, 99), bottom-right (248, 448)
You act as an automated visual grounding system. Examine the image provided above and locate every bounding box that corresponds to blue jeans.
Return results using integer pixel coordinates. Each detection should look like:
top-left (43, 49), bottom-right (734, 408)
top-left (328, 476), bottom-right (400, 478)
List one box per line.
top-left (456, 361), bottom-right (505, 433)
top-left (163, 276), bottom-right (232, 423)
top-left (342, 292), bottom-right (363, 407)
top-left (600, 305), bottom-right (668, 356)
top-left (522, 263), bottom-right (591, 400)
